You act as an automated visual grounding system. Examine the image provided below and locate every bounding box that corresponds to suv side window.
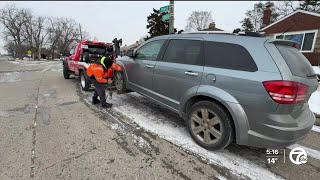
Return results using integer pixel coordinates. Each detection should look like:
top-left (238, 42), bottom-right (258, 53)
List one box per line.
top-left (204, 41), bottom-right (258, 72)
top-left (162, 39), bottom-right (202, 65)
top-left (136, 40), bottom-right (165, 61)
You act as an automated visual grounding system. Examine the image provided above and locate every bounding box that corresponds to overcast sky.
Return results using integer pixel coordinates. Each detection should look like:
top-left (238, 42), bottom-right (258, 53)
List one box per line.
top-left (0, 1), bottom-right (257, 53)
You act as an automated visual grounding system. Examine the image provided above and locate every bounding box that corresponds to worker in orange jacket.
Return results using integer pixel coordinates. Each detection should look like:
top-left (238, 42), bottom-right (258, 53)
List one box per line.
top-left (86, 53), bottom-right (122, 108)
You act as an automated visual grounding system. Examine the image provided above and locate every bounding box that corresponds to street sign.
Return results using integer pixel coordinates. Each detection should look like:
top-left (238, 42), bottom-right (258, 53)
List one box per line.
top-left (160, 5), bottom-right (170, 13)
top-left (162, 14), bottom-right (170, 21)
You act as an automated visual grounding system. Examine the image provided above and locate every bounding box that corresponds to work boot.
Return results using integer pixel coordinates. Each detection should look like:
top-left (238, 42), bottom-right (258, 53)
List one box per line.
top-left (92, 97), bottom-right (100, 104)
top-left (101, 102), bottom-right (113, 108)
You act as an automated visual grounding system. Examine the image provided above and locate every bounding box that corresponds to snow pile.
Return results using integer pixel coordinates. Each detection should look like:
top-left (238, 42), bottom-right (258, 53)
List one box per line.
top-left (110, 122), bottom-right (152, 153)
top-left (132, 135), bottom-right (152, 153)
top-left (110, 123), bottom-right (126, 133)
top-left (0, 72), bottom-right (22, 83)
top-left (309, 91), bottom-right (320, 115)
top-left (9, 61), bottom-right (21, 64)
top-left (110, 93), bottom-right (282, 180)
top-left (313, 66), bottom-right (320, 75)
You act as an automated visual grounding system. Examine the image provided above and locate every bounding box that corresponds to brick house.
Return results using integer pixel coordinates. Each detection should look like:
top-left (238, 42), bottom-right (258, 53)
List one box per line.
top-left (260, 8), bottom-right (320, 65)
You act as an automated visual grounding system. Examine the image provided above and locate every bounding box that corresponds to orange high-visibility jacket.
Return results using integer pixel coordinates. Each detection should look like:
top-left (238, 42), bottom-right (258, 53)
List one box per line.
top-left (86, 63), bottom-right (122, 84)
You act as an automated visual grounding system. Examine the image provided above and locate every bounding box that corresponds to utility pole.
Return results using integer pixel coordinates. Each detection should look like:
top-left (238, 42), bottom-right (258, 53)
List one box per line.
top-left (169, 0), bottom-right (174, 34)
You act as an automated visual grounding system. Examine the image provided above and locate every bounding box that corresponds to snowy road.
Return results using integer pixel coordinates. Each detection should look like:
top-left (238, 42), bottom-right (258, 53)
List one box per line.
top-left (1, 58), bottom-right (320, 180)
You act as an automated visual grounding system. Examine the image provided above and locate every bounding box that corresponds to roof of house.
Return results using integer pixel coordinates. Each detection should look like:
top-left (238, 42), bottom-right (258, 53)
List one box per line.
top-left (201, 22), bottom-right (223, 31)
top-left (201, 26), bottom-right (223, 31)
top-left (120, 42), bottom-right (140, 51)
top-left (260, 10), bottom-right (320, 33)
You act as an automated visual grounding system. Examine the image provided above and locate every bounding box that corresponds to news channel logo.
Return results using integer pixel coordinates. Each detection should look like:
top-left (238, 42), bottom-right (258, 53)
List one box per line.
top-left (266, 147), bottom-right (308, 165)
top-left (289, 147), bottom-right (308, 165)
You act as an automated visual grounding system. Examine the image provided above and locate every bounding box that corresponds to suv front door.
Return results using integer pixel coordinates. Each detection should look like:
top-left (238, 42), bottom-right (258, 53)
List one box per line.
top-left (130, 39), bottom-right (166, 96)
top-left (153, 39), bottom-right (204, 110)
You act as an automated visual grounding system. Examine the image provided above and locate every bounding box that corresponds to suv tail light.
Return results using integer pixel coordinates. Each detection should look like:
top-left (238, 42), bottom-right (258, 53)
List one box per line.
top-left (263, 81), bottom-right (308, 104)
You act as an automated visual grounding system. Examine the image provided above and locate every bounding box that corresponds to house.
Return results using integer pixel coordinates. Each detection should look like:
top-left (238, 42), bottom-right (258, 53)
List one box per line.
top-left (201, 22), bottom-right (223, 31)
top-left (260, 7), bottom-right (320, 65)
top-left (120, 41), bottom-right (141, 56)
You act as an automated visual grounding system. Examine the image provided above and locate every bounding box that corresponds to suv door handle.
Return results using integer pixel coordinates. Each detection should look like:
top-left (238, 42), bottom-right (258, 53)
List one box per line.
top-left (185, 71), bottom-right (198, 76)
top-left (145, 65), bottom-right (154, 68)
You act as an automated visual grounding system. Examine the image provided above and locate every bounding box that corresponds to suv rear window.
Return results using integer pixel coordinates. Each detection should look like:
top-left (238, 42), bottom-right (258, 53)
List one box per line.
top-left (204, 41), bottom-right (257, 72)
top-left (276, 45), bottom-right (315, 78)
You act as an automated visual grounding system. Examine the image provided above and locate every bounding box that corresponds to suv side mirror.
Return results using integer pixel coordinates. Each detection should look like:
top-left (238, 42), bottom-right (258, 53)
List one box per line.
top-left (127, 50), bottom-right (134, 57)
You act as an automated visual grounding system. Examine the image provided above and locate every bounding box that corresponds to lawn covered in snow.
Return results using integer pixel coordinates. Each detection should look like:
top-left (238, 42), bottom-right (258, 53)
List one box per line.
top-left (313, 66), bottom-right (320, 75)
top-left (309, 90), bottom-right (320, 115)
top-left (309, 66), bottom-right (320, 115)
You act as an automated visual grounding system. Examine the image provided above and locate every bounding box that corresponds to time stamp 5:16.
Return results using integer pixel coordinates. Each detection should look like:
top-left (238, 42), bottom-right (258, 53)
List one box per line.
top-left (266, 147), bottom-right (308, 165)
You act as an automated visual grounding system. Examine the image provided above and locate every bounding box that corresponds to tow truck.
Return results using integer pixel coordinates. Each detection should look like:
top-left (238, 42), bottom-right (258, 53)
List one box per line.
top-left (62, 40), bottom-right (118, 91)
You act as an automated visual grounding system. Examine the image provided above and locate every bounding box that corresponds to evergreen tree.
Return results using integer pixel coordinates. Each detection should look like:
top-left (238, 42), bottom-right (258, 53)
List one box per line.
top-left (240, 18), bottom-right (254, 31)
top-left (146, 8), bottom-right (176, 38)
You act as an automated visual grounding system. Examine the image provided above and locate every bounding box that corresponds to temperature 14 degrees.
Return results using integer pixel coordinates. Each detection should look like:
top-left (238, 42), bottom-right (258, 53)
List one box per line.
top-left (267, 157), bottom-right (278, 164)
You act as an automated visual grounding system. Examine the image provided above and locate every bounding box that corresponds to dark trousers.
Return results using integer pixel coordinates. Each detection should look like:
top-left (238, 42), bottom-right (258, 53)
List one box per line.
top-left (89, 77), bottom-right (109, 105)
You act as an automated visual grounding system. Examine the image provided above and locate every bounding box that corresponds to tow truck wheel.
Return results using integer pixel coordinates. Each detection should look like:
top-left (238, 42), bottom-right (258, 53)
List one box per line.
top-left (80, 71), bottom-right (90, 91)
top-left (63, 65), bottom-right (70, 79)
top-left (115, 71), bottom-right (127, 94)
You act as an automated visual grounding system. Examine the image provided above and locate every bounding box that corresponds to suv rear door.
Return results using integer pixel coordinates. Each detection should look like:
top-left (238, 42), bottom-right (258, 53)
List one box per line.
top-left (153, 39), bottom-right (204, 110)
top-left (267, 41), bottom-right (318, 116)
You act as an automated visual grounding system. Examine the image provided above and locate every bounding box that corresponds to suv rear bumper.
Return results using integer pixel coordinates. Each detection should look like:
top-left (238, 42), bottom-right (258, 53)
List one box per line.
top-left (246, 115), bottom-right (314, 148)
top-left (229, 102), bottom-right (315, 148)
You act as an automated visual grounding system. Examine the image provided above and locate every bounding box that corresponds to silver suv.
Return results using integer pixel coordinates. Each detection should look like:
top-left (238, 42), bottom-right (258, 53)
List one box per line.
top-left (114, 32), bottom-right (319, 150)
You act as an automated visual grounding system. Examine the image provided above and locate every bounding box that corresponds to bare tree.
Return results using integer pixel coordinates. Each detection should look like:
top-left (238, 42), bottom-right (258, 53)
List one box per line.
top-left (275, 1), bottom-right (296, 18)
top-left (46, 17), bottom-right (90, 59)
top-left (1, 3), bottom-right (91, 59)
top-left (3, 40), bottom-right (15, 56)
top-left (33, 16), bottom-right (49, 60)
top-left (21, 12), bottom-right (35, 58)
top-left (78, 23), bottom-right (90, 41)
top-left (0, 3), bottom-right (31, 59)
top-left (245, 1), bottom-right (280, 32)
top-left (22, 14), bottom-right (50, 60)
top-left (55, 17), bottom-right (80, 55)
top-left (299, 0), bottom-right (320, 13)
top-left (46, 17), bottom-right (63, 59)
top-left (185, 11), bottom-right (214, 31)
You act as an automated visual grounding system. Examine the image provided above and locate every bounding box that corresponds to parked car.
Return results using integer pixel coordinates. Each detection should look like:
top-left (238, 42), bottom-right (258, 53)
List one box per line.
top-left (114, 32), bottom-right (319, 150)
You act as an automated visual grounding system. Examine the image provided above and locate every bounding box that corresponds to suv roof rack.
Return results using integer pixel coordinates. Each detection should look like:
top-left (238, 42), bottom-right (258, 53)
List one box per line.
top-left (181, 31), bottom-right (232, 35)
top-left (181, 30), bottom-right (266, 37)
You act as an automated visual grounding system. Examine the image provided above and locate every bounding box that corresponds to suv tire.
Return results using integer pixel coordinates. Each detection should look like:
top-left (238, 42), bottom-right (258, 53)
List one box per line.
top-left (115, 71), bottom-right (127, 94)
top-left (63, 65), bottom-right (70, 79)
top-left (80, 71), bottom-right (90, 91)
top-left (187, 101), bottom-right (234, 150)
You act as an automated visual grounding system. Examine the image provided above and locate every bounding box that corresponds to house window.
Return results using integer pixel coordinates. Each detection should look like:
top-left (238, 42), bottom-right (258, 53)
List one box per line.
top-left (274, 30), bottom-right (317, 52)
